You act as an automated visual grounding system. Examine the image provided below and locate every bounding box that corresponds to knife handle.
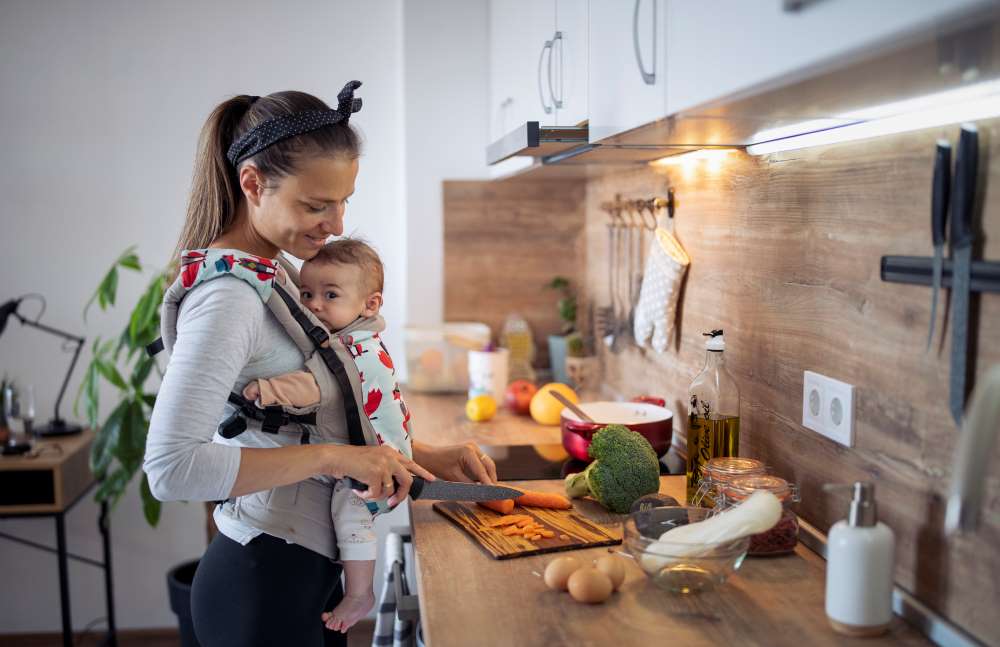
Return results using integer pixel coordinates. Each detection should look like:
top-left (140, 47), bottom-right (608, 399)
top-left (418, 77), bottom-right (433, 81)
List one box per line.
top-left (932, 141), bottom-right (951, 247)
top-left (348, 475), bottom-right (426, 500)
top-left (951, 125), bottom-right (978, 249)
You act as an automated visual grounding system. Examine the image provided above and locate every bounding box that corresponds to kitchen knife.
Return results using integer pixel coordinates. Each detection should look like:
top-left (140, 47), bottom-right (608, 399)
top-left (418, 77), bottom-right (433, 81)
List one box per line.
top-left (948, 124), bottom-right (978, 427)
top-left (926, 140), bottom-right (951, 351)
top-left (348, 477), bottom-right (523, 502)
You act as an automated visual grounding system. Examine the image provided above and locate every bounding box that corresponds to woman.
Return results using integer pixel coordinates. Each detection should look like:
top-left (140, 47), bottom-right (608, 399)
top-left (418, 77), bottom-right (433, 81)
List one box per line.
top-left (143, 81), bottom-right (497, 647)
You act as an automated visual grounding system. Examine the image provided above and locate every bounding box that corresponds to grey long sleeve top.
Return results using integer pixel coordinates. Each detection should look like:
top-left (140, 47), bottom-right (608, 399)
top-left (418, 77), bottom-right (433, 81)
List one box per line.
top-left (143, 276), bottom-right (305, 502)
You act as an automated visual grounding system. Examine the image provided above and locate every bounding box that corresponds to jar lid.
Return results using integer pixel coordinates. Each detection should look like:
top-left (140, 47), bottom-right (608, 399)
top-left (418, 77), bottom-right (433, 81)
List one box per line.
top-left (699, 457), bottom-right (766, 481)
top-left (723, 475), bottom-right (797, 502)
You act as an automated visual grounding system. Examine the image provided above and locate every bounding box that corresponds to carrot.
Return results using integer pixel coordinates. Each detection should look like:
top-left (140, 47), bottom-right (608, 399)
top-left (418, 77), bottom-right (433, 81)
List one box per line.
top-left (487, 515), bottom-right (531, 527)
top-left (512, 489), bottom-right (572, 510)
top-left (540, 530), bottom-right (555, 538)
top-left (478, 499), bottom-right (515, 515)
top-left (502, 526), bottom-right (522, 536)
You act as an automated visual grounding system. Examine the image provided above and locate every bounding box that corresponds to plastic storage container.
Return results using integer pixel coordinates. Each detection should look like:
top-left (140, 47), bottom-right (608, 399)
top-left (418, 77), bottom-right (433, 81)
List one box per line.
top-left (691, 457), bottom-right (767, 508)
top-left (403, 323), bottom-right (491, 392)
top-left (718, 475), bottom-right (800, 556)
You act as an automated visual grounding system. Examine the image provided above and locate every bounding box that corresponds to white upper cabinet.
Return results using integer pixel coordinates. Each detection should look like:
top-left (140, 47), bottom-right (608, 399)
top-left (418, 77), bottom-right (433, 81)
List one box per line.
top-left (553, 0), bottom-right (589, 127)
top-left (588, 0), bottom-right (668, 142)
top-left (665, 0), bottom-right (994, 116)
top-left (488, 0), bottom-right (589, 144)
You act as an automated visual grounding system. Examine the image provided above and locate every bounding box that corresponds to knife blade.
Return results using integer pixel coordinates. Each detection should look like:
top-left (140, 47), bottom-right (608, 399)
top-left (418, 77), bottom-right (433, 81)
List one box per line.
top-left (926, 140), bottom-right (951, 351)
top-left (348, 477), bottom-right (522, 502)
top-left (948, 124), bottom-right (978, 426)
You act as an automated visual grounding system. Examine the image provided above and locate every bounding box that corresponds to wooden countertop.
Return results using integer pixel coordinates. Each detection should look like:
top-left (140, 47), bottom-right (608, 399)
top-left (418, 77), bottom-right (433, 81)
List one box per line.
top-left (407, 391), bottom-right (562, 447)
top-left (410, 476), bottom-right (929, 647)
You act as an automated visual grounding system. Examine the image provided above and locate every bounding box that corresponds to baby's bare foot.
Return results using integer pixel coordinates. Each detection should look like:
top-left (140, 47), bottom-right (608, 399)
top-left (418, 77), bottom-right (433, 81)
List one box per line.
top-left (323, 591), bottom-right (375, 633)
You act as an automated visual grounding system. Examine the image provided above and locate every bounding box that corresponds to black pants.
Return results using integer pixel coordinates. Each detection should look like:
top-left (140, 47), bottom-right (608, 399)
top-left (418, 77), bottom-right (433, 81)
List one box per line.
top-left (191, 532), bottom-right (348, 647)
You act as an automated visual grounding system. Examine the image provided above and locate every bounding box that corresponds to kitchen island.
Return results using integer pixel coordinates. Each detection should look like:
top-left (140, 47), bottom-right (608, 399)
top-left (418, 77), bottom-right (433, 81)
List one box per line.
top-left (405, 394), bottom-right (930, 647)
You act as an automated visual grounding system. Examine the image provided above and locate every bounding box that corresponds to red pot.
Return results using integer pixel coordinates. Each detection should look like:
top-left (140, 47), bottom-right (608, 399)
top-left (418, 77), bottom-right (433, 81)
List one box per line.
top-left (560, 400), bottom-right (673, 462)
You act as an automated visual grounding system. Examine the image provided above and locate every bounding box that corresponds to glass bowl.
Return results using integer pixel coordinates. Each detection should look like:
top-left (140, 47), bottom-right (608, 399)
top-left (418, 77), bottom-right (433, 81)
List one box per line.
top-left (623, 506), bottom-right (749, 594)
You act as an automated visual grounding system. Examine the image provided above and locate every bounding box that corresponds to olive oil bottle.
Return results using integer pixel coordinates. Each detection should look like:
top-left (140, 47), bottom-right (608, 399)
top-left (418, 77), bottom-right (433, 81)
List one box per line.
top-left (686, 330), bottom-right (741, 504)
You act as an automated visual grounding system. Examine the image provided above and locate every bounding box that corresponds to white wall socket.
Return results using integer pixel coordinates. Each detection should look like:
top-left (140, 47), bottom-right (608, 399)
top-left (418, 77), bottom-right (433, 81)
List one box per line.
top-left (802, 370), bottom-right (855, 447)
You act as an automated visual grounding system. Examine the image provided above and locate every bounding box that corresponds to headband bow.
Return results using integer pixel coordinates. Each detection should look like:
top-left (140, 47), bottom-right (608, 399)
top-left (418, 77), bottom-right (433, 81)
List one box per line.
top-left (226, 80), bottom-right (363, 166)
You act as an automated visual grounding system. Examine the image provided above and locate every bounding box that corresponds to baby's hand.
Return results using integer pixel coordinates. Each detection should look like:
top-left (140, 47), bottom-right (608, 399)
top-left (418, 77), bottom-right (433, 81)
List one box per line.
top-left (242, 381), bottom-right (261, 403)
top-left (321, 590), bottom-right (375, 633)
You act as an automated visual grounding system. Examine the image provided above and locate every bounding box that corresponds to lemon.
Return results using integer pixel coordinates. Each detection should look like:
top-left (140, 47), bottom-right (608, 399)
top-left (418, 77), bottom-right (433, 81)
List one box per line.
top-left (465, 394), bottom-right (497, 422)
top-left (529, 383), bottom-right (579, 425)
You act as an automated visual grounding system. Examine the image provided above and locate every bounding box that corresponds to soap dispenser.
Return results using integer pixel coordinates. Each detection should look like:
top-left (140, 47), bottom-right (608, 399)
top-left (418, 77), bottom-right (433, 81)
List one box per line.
top-left (825, 482), bottom-right (895, 637)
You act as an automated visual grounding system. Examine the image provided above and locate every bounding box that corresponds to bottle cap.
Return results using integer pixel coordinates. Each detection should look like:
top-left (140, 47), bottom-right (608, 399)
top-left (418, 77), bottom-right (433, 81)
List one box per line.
top-left (703, 329), bottom-right (725, 352)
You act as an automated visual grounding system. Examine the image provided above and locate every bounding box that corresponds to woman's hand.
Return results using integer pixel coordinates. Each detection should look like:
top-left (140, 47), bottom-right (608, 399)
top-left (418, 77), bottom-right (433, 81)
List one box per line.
top-left (323, 444), bottom-right (435, 507)
top-left (411, 441), bottom-right (498, 485)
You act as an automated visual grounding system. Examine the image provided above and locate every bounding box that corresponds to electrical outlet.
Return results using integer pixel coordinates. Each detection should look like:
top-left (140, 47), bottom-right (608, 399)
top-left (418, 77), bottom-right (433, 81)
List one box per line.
top-left (802, 370), bottom-right (854, 447)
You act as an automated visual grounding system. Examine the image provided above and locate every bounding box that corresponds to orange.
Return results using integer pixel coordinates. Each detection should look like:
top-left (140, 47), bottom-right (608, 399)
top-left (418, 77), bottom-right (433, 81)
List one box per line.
top-left (529, 383), bottom-right (579, 425)
top-left (465, 394), bottom-right (497, 422)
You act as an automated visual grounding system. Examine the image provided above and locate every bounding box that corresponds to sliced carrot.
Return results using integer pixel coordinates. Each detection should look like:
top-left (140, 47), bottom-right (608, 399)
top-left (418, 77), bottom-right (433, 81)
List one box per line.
top-left (530, 534), bottom-right (542, 540)
top-left (559, 534), bottom-right (570, 540)
top-left (487, 514), bottom-right (531, 527)
top-left (511, 489), bottom-right (572, 510)
top-left (478, 499), bottom-right (515, 515)
top-left (540, 530), bottom-right (555, 538)
top-left (502, 526), bottom-right (522, 536)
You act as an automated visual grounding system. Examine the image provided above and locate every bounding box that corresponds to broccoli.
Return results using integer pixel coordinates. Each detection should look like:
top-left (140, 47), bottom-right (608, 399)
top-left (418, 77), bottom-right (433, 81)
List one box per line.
top-left (564, 424), bottom-right (661, 513)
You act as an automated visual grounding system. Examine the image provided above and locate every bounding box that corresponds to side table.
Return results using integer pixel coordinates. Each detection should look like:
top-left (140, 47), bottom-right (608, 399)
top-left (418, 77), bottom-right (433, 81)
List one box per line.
top-left (0, 429), bottom-right (117, 646)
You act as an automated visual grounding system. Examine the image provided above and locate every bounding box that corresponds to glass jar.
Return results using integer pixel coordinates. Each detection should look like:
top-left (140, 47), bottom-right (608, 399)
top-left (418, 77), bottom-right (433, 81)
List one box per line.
top-left (719, 475), bottom-right (800, 556)
top-left (691, 457), bottom-right (767, 508)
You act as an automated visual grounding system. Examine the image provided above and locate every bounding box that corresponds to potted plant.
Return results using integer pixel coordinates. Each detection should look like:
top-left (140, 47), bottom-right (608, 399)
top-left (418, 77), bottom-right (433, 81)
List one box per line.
top-left (545, 277), bottom-right (577, 385)
top-left (76, 247), bottom-right (204, 647)
top-left (564, 332), bottom-right (599, 394)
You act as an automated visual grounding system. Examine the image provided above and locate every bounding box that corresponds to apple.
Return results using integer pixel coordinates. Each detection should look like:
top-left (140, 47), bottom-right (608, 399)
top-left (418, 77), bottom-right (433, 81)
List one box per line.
top-left (504, 380), bottom-right (538, 415)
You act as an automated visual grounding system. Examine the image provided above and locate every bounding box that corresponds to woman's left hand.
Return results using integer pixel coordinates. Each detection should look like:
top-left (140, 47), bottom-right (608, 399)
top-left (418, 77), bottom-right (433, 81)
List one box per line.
top-left (411, 441), bottom-right (498, 484)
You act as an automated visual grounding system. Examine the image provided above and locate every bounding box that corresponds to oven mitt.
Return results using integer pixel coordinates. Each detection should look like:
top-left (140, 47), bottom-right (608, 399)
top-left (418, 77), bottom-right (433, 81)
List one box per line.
top-left (634, 228), bottom-right (690, 353)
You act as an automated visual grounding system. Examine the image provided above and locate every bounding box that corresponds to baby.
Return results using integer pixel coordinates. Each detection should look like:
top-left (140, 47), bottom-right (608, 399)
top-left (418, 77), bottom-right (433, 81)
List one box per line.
top-left (242, 238), bottom-right (412, 634)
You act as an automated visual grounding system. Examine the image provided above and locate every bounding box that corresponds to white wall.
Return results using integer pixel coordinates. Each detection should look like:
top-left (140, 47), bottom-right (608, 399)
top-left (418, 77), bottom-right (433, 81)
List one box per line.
top-left (403, 0), bottom-right (490, 328)
top-left (0, 0), bottom-right (487, 633)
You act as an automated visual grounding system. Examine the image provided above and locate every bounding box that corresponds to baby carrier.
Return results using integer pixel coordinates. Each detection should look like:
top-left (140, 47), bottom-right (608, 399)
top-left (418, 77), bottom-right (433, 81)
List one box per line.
top-left (149, 248), bottom-right (393, 559)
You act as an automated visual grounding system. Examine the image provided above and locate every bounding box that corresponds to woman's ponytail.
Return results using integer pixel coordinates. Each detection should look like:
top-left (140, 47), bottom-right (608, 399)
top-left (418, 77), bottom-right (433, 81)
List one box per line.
top-left (174, 95), bottom-right (257, 257)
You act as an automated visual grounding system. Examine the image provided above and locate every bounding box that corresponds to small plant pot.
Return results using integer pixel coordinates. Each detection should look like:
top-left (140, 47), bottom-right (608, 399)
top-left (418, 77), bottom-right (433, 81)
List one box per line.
top-left (548, 335), bottom-right (569, 384)
top-left (167, 559), bottom-right (202, 647)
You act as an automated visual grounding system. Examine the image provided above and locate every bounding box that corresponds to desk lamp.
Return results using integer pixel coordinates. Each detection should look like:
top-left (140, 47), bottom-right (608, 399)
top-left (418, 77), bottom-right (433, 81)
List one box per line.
top-left (0, 295), bottom-right (84, 436)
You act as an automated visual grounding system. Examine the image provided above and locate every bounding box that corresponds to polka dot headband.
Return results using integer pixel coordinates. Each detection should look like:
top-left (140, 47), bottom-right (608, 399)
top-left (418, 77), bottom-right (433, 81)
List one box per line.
top-left (226, 80), bottom-right (363, 166)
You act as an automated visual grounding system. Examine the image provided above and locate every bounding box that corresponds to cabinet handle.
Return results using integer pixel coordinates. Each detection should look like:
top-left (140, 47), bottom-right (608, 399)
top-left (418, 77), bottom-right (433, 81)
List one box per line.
top-left (633, 0), bottom-right (657, 85)
top-left (548, 31), bottom-right (564, 109)
top-left (537, 38), bottom-right (554, 115)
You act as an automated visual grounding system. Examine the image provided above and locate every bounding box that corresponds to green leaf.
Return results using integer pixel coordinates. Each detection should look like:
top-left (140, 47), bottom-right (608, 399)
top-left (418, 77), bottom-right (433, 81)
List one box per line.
top-left (111, 400), bottom-right (145, 474)
top-left (130, 355), bottom-right (155, 390)
top-left (118, 253), bottom-right (141, 271)
top-left (94, 466), bottom-right (131, 507)
top-left (95, 359), bottom-right (128, 391)
top-left (140, 473), bottom-right (161, 527)
top-left (141, 393), bottom-right (157, 408)
top-left (129, 275), bottom-right (162, 344)
top-left (91, 400), bottom-right (129, 478)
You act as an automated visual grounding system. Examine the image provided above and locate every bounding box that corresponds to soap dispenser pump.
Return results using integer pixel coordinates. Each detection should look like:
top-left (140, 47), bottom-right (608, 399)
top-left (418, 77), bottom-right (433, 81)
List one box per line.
top-left (825, 482), bottom-right (895, 636)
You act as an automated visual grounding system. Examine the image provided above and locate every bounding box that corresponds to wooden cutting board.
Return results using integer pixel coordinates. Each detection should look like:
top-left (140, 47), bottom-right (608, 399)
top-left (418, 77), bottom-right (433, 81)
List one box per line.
top-left (432, 499), bottom-right (623, 559)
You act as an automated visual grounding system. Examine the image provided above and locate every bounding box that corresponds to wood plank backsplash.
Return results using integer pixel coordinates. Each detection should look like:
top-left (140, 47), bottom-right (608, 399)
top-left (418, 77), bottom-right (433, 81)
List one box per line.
top-left (443, 179), bottom-right (587, 367)
top-left (442, 122), bottom-right (999, 644)
top-left (581, 127), bottom-right (1000, 644)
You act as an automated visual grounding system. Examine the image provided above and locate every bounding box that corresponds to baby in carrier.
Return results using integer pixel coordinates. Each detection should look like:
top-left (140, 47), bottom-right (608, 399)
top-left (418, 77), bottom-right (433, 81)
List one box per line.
top-left (242, 238), bottom-right (411, 633)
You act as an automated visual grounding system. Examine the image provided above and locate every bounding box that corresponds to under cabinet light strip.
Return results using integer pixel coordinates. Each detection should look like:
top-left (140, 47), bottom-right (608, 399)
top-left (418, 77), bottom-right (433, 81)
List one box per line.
top-left (747, 80), bottom-right (1000, 155)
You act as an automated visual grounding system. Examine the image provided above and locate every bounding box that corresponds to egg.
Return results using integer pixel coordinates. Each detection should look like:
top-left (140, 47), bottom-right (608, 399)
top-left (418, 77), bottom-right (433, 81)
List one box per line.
top-left (567, 567), bottom-right (613, 604)
top-left (595, 555), bottom-right (626, 591)
top-left (544, 556), bottom-right (582, 591)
